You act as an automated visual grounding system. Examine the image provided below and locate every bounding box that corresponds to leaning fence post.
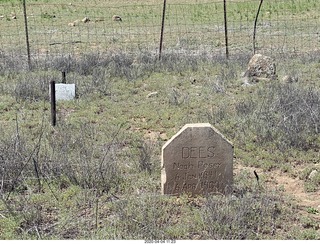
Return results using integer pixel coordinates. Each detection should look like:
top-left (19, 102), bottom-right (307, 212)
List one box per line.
top-left (159, 0), bottom-right (167, 60)
top-left (22, 0), bottom-right (31, 70)
top-left (253, 0), bottom-right (264, 54)
top-left (50, 80), bottom-right (56, 126)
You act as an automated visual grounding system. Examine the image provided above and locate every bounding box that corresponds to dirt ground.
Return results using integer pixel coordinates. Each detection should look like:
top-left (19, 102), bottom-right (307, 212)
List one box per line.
top-left (234, 163), bottom-right (320, 229)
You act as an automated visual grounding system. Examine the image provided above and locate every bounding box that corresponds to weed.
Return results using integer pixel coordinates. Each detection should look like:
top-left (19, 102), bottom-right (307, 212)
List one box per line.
top-left (0, 50), bottom-right (27, 75)
top-left (168, 88), bottom-right (189, 106)
top-left (14, 73), bottom-right (49, 102)
top-left (201, 169), bottom-right (296, 240)
top-left (40, 12), bottom-right (56, 19)
top-left (299, 229), bottom-right (319, 240)
top-left (299, 165), bottom-right (320, 192)
top-left (235, 83), bottom-right (320, 151)
top-left (47, 122), bottom-right (124, 192)
top-left (300, 216), bottom-right (319, 238)
top-left (306, 207), bottom-right (319, 215)
top-left (0, 215), bottom-right (22, 239)
top-left (135, 140), bottom-right (154, 174)
top-left (51, 55), bottom-right (74, 73)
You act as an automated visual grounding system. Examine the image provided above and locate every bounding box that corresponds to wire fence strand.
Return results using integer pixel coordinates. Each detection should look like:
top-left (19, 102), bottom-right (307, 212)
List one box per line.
top-left (0, 0), bottom-right (319, 63)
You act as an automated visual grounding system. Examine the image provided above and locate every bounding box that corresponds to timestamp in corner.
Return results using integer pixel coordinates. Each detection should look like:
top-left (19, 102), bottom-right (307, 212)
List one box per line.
top-left (144, 240), bottom-right (176, 244)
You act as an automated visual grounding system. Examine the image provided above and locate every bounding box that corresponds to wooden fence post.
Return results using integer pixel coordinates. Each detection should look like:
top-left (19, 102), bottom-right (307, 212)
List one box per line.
top-left (22, 0), bottom-right (31, 70)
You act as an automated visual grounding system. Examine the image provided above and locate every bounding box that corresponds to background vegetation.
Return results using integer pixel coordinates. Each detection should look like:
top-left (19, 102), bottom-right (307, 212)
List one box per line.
top-left (0, 0), bottom-right (319, 240)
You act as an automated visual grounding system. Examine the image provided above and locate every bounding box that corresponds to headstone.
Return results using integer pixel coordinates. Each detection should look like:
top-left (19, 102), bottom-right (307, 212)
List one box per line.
top-left (50, 83), bottom-right (76, 101)
top-left (161, 123), bottom-right (233, 195)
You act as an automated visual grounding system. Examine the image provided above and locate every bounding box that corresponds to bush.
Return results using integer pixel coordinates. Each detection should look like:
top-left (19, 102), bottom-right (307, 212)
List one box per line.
top-left (45, 122), bottom-right (124, 192)
top-left (0, 50), bottom-right (27, 75)
top-left (0, 120), bottom-right (125, 195)
top-left (14, 73), bottom-right (50, 102)
top-left (235, 83), bottom-right (320, 150)
top-left (202, 191), bottom-right (283, 239)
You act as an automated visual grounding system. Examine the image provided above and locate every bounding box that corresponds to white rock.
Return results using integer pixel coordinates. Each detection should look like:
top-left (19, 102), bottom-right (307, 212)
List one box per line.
top-left (112, 15), bottom-right (122, 21)
top-left (282, 75), bottom-right (298, 83)
top-left (308, 170), bottom-right (318, 180)
top-left (82, 17), bottom-right (90, 23)
top-left (147, 91), bottom-right (158, 98)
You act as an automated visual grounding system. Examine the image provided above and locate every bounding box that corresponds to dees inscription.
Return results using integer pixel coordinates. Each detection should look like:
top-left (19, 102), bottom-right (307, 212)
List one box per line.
top-left (161, 123), bottom-right (233, 195)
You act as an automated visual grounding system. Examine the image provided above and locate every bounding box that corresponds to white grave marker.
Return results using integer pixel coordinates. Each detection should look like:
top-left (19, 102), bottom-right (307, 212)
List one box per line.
top-left (50, 83), bottom-right (76, 101)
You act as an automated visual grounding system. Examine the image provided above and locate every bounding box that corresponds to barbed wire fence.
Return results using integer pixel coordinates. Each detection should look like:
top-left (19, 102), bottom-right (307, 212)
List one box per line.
top-left (0, 0), bottom-right (319, 70)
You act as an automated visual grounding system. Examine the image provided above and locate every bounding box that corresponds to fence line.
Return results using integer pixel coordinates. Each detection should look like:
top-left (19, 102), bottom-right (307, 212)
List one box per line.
top-left (0, 0), bottom-right (319, 64)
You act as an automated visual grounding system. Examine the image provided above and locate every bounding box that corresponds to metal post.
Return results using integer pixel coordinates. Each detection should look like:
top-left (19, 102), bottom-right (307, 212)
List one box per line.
top-left (223, 0), bottom-right (229, 59)
top-left (62, 71), bottom-right (66, 83)
top-left (159, 0), bottom-right (167, 60)
top-left (253, 0), bottom-right (264, 54)
top-left (22, 0), bottom-right (31, 70)
top-left (50, 80), bottom-right (56, 126)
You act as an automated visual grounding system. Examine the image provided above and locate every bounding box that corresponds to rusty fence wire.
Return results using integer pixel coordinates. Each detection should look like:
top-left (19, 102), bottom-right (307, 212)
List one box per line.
top-left (0, 0), bottom-right (319, 64)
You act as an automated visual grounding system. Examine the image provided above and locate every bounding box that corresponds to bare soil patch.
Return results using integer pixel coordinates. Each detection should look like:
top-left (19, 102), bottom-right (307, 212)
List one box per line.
top-left (234, 163), bottom-right (320, 227)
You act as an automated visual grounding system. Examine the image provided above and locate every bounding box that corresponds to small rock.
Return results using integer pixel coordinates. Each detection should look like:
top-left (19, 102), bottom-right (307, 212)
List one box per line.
top-left (112, 15), bottom-right (122, 22)
top-left (282, 75), bottom-right (298, 83)
top-left (230, 195), bottom-right (238, 201)
top-left (147, 91), bottom-right (158, 98)
top-left (69, 20), bottom-right (80, 26)
top-left (308, 170), bottom-right (318, 180)
top-left (241, 76), bottom-right (253, 86)
top-left (190, 78), bottom-right (196, 84)
top-left (82, 17), bottom-right (90, 23)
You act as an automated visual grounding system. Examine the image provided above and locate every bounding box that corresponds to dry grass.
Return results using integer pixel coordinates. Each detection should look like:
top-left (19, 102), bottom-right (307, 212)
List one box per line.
top-left (0, 0), bottom-right (319, 240)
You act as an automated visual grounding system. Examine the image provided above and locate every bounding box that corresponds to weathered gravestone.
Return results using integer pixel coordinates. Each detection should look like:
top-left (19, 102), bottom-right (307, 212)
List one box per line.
top-left (49, 83), bottom-right (76, 101)
top-left (161, 123), bottom-right (233, 195)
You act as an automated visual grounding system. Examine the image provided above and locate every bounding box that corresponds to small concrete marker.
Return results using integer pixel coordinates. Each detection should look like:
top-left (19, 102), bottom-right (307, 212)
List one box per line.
top-left (50, 83), bottom-right (76, 101)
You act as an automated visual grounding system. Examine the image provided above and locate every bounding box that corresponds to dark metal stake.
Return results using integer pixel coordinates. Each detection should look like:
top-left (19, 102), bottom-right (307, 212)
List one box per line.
top-left (253, 0), bottom-right (264, 54)
top-left (50, 80), bottom-right (56, 126)
top-left (254, 170), bottom-right (260, 186)
top-left (223, 0), bottom-right (229, 60)
top-left (62, 71), bottom-right (66, 84)
top-left (159, 0), bottom-right (167, 60)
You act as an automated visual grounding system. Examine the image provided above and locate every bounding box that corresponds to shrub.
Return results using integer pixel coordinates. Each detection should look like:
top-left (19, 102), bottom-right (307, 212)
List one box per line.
top-left (14, 73), bottom-right (50, 102)
top-left (235, 83), bottom-right (320, 150)
top-left (202, 191), bottom-right (283, 239)
top-left (0, 50), bottom-right (27, 75)
top-left (46, 122), bottom-right (124, 192)
top-left (0, 119), bottom-right (125, 195)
